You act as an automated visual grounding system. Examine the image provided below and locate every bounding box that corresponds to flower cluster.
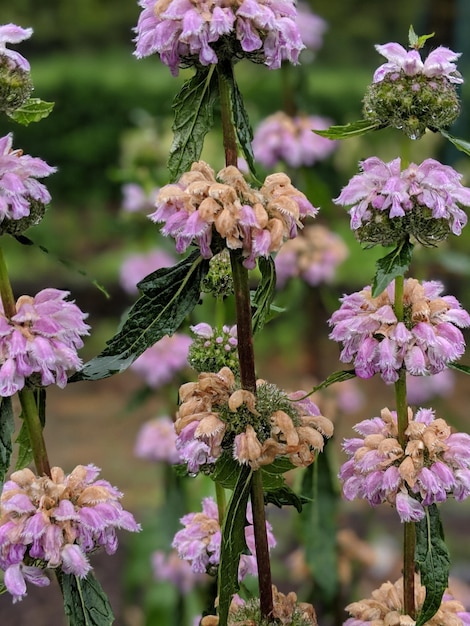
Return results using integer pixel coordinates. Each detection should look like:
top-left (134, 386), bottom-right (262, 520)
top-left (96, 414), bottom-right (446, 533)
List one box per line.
top-left (152, 550), bottom-right (208, 593)
top-left (363, 41), bottom-right (463, 138)
top-left (0, 288), bottom-right (90, 397)
top-left (0, 464), bottom-right (140, 602)
top-left (172, 496), bottom-right (275, 580)
top-left (174, 366), bottom-right (333, 474)
top-left (274, 224), bottom-right (348, 289)
top-left (0, 133), bottom-right (56, 234)
top-left (188, 322), bottom-right (238, 374)
top-left (150, 160), bottom-right (317, 269)
top-left (340, 406), bottom-right (470, 522)
top-left (130, 334), bottom-right (191, 388)
top-left (119, 248), bottom-right (175, 295)
top-left (334, 156), bottom-right (470, 246)
top-left (134, 0), bottom-right (304, 76)
top-left (0, 24), bottom-right (33, 112)
top-left (134, 416), bottom-right (180, 464)
top-left (252, 112), bottom-right (337, 169)
top-left (121, 182), bottom-right (159, 214)
top-left (201, 585), bottom-right (317, 626)
top-left (344, 576), bottom-right (470, 626)
top-left (329, 278), bottom-right (470, 384)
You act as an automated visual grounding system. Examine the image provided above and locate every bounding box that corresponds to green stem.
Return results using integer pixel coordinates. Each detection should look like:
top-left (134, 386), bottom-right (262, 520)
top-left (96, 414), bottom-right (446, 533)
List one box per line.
top-left (218, 60), bottom-right (273, 619)
top-left (18, 389), bottom-right (51, 477)
top-left (0, 246), bottom-right (16, 319)
top-left (394, 273), bottom-right (415, 618)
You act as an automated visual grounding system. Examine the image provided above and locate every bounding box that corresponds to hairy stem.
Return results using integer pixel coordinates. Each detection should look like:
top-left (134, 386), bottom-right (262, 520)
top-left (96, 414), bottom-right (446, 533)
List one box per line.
top-left (218, 60), bottom-right (273, 619)
top-left (394, 273), bottom-right (415, 618)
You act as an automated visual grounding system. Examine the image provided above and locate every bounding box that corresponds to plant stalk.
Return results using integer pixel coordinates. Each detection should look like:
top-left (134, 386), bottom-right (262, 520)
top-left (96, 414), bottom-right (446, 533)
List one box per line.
top-left (394, 273), bottom-right (415, 618)
top-left (218, 61), bottom-right (274, 619)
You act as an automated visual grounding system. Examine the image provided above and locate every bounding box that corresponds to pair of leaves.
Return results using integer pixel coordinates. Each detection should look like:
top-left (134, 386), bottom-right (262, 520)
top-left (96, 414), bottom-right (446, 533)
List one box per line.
top-left (169, 63), bottom-right (255, 181)
top-left (71, 251), bottom-right (208, 382)
top-left (59, 571), bottom-right (114, 626)
top-left (415, 504), bottom-right (450, 626)
top-left (8, 98), bottom-right (54, 125)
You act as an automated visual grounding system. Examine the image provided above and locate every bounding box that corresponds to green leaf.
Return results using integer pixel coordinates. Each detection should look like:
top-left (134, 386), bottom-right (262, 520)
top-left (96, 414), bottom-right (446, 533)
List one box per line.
top-left (301, 446), bottom-right (340, 604)
top-left (168, 66), bottom-right (218, 181)
top-left (218, 465), bottom-right (252, 626)
top-left (251, 256), bottom-right (277, 334)
top-left (371, 238), bottom-right (414, 297)
top-left (415, 504), bottom-right (450, 626)
top-left (71, 251), bottom-right (208, 382)
top-left (59, 571), bottom-right (114, 626)
top-left (14, 420), bottom-right (33, 471)
top-left (408, 25), bottom-right (435, 50)
top-left (7, 98), bottom-right (55, 125)
top-left (448, 362), bottom-right (470, 375)
top-left (313, 119), bottom-right (382, 140)
top-left (439, 129), bottom-right (470, 157)
top-left (0, 397), bottom-right (14, 487)
top-left (296, 370), bottom-right (357, 401)
top-left (226, 69), bottom-right (256, 176)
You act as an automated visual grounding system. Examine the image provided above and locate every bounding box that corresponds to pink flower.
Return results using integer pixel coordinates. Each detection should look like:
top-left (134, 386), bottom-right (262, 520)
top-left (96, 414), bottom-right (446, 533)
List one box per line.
top-left (253, 112), bottom-right (337, 169)
top-left (172, 497), bottom-right (275, 579)
top-left (152, 550), bottom-right (208, 593)
top-left (339, 406), bottom-right (470, 522)
top-left (134, 416), bottom-right (180, 464)
top-left (119, 248), bottom-right (175, 295)
top-left (373, 42), bottom-right (463, 84)
top-left (0, 24), bottom-right (33, 71)
top-left (406, 369), bottom-right (455, 405)
top-left (0, 133), bottom-right (56, 226)
top-left (335, 157), bottom-right (470, 240)
top-left (131, 334), bottom-right (191, 388)
top-left (0, 465), bottom-right (140, 602)
top-left (121, 183), bottom-right (159, 213)
top-left (295, 3), bottom-right (326, 53)
top-left (134, 0), bottom-right (304, 76)
top-left (329, 278), bottom-right (470, 384)
top-left (0, 288), bottom-right (89, 396)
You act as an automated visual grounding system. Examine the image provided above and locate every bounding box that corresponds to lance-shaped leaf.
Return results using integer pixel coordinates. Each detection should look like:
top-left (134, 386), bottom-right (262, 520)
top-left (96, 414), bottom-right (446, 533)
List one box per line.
top-left (225, 66), bottom-right (256, 176)
top-left (8, 98), bottom-right (54, 125)
top-left (371, 238), bottom-right (414, 297)
top-left (168, 66), bottom-right (218, 181)
top-left (293, 370), bottom-right (356, 402)
top-left (0, 397), bottom-right (14, 487)
top-left (439, 129), bottom-right (470, 157)
top-left (301, 445), bottom-right (340, 604)
top-left (251, 256), bottom-right (276, 334)
top-left (449, 362), bottom-right (470, 375)
top-left (314, 119), bottom-right (382, 140)
top-left (15, 389), bottom-right (45, 472)
top-left (217, 465), bottom-right (252, 626)
top-left (415, 504), bottom-right (450, 626)
top-left (71, 251), bottom-right (208, 382)
top-left (59, 571), bottom-right (114, 626)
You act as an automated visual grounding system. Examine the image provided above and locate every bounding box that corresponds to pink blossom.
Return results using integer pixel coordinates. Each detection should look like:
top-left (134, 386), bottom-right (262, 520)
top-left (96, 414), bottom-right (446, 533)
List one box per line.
top-left (0, 133), bottom-right (56, 225)
top-left (406, 369), bottom-right (455, 405)
top-left (0, 24), bottom-right (33, 71)
top-left (134, 0), bottom-right (304, 75)
top-left (295, 3), bottom-right (326, 53)
top-left (329, 278), bottom-right (470, 383)
top-left (0, 465), bottom-right (140, 602)
top-left (0, 288), bottom-right (89, 396)
top-left (134, 416), bottom-right (180, 464)
top-left (119, 248), bottom-right (175, 295)
top-left (121, 183), bottom-right (159, 213)
top-left (130, 334), bottom-right (191, 388)
top-left (373, 42), bottom-right (463, 84)
top-left (339, 407), bottom-right (470, 522)
top-left (253, 112), bottom-right (337, 169)
top-left (152, 550), bottom-right (208, 593)
top-left (172, 497), bottom-right (275, 579)
top-left (335, 156), bottom-right (470, 237)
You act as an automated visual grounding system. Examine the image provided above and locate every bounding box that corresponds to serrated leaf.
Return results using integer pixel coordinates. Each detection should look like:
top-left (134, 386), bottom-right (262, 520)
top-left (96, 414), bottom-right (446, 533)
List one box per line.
top-left (71, 251), bottom-right (208, 382)
top-left (0, 397), bottom-right (14, 487)
top-left (314, 119), bottom-right (382, 140)
top-left (168, 66), bottom-right (218, 181)
top-left (415, 504), bottom-right (450, 626)
top-left (218, 465), bottom-right (252, 626)
top-left (439, 129), bottom-right (470, 157)
top-left (301, 445), bottom-right (339, 604)
top-left (59, 571), bottom-right (114, 626)
top-left (7, 98), bottom-right (54, 125)
top-left (225, 68), bottom-right (256, 176)
top-left (448, 362), bottom-right (470, 375)
top-left (371, 238), bottom-right (414, 297)
top-left (251, 256), bottom-right (276, 334)
top-left (408, 25), bottom-right (435, 50)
